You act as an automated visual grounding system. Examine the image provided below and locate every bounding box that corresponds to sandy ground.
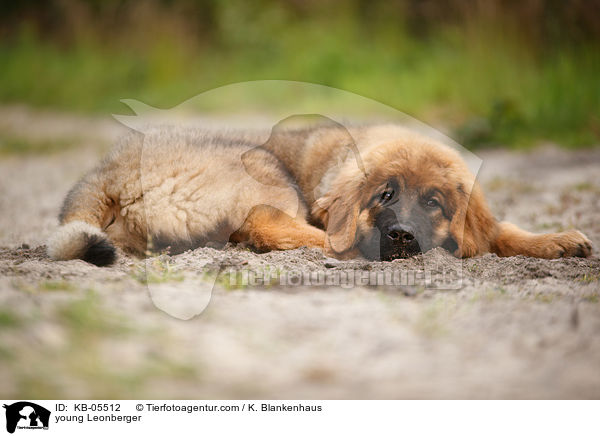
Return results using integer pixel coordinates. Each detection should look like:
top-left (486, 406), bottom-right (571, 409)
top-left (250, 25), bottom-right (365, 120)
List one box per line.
top-left (0, 106), bottom-right (599, 399)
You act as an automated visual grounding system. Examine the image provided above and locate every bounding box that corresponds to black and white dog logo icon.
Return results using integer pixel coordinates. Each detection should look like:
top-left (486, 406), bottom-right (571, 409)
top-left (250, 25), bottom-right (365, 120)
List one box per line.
top-left (3, 402), bottom-right (50, 433)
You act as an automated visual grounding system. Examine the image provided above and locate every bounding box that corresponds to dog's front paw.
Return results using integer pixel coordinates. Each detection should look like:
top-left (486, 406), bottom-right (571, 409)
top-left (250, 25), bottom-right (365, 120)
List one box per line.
top-left (545, 230), bottom-right (593, 258)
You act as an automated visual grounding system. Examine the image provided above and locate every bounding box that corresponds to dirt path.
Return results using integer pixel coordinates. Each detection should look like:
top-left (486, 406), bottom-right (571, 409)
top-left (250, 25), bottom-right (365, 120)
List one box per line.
top-left (0, 107), bottom-right (599, 399)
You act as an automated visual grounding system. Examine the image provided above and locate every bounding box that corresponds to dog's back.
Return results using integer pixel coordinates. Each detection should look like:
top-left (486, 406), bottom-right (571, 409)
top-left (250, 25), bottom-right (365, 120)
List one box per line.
top-left (47, 127), bottom-right (303, 265)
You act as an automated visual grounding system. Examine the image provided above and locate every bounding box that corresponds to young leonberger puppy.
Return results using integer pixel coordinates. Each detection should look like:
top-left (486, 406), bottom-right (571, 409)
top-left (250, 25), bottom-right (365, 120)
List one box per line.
top-left (47, 120), bottom-right (592, 266)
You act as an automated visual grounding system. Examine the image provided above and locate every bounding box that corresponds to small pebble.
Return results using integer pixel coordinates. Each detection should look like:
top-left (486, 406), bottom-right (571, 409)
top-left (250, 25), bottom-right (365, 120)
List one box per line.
top-left (402, 286), bottom-right (418, 296)
top-left (323, 258), bottom-right (341, 268)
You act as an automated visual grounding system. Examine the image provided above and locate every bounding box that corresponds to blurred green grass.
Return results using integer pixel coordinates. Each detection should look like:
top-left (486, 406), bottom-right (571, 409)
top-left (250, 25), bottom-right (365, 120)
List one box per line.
top-left (0, 131), bottom-right (78, 155)
top-left (1, 1), bottom-right (599, 148)
top-left (1, 289), bottom-right (201, 398)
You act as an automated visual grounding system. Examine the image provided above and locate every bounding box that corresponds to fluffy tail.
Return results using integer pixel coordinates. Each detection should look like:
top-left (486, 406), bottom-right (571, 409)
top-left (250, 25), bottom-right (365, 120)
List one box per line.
top-left (47, 221), bottom-right (116, 266)
top-left (47, 173), bottom-right (118, 266)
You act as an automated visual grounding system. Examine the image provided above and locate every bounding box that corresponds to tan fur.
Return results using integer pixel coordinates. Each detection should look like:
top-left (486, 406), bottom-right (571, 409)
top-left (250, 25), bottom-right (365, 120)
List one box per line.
top-left (231, 205), bottom-right (325, 251)
top-left (48, 122), bottom-right (593, 264)
top-left (491, 223), bottom-right (592, 258)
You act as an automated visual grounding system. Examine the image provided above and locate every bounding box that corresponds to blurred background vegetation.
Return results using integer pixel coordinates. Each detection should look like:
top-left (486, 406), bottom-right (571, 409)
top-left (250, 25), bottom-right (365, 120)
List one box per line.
top-left (1, 0), bottom-right (599, 148)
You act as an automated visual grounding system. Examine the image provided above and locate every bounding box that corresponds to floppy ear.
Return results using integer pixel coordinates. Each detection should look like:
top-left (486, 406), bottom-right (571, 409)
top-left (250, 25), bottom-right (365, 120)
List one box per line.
top-left (314, 194), bottom-right (360, 254)
top-left (448, 182), bottom-right (496, 258)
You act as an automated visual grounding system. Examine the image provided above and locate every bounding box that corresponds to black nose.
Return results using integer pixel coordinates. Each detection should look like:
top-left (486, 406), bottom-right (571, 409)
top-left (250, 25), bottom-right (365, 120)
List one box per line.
top-left (379, 224), bottom-right (421, 261)
top-left (387, 227), bottom-right (415, 244)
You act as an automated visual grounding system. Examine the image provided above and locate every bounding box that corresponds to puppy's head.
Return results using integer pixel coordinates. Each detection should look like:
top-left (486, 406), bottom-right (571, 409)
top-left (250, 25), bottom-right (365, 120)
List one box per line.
top-left (315, 136), bottom-right (495, 260)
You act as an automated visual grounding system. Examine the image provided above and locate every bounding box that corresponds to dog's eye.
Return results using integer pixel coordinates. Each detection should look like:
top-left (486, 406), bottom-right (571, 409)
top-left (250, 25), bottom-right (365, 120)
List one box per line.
top-left (380, 189), bottom-right (394, 204)
top-left (426, 198), bottom-right (440, 208)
